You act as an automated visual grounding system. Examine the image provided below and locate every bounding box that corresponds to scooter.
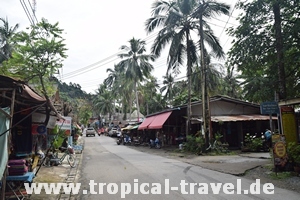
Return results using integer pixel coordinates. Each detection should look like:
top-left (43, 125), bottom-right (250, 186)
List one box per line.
top-left (149, 138), bottom-right (161, 149)
top-left (116, 132), bottom-right (123, 145)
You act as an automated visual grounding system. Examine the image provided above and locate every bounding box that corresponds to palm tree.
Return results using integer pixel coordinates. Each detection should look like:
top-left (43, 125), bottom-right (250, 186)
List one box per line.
top-left (117, 37), bottom-right (156, 122)
top-left (146, 0), bottom-right (200, 135)
top-left (221, 66), bottom-right (242, 99)
top-left (140, 75), bottom-right (160, 115)
top-left (0, 17), bottom-right (19, 64)
top-left (104, 64), bottom-right (124, 117)
top-left (93, 86), bottom-right (114, 122)
top-left (193, 0), bottom-right (230, 145)
top-left (145, 0), bottom-right (229, 135)
top-left (160, 73), bottom-right (177, 106)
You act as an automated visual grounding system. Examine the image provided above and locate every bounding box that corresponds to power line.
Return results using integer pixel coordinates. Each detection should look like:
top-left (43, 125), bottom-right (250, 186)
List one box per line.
top-left (61, 30), bottom-right (162, 80)
top-left (218, 0), bottom-right (238, 38)
top-left (20, 0), bottom-right (36, 25)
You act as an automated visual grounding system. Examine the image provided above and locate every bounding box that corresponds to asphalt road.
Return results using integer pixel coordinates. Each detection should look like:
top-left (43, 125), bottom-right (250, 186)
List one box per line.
top-left (78, 135), bottom-right (300, 200)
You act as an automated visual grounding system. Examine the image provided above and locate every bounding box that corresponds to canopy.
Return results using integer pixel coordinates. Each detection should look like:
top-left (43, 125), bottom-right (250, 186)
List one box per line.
top-left (148, 111), bottom-right (172, 129)
top-left (122, 125), bottom-right (133, 131)
top-left (130, 125), bottom-right (139, 130)
top-left (138, 115), bottom-right (156, 130)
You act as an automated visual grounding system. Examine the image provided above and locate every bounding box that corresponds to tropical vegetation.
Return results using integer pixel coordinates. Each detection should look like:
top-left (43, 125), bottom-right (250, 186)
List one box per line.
top-left (1, 0), bottom-right (300, 132)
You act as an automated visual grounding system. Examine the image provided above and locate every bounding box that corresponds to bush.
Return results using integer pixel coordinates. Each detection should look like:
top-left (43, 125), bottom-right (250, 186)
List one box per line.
top-left (183, 135), bottom-right (205, 155)
top-left (243, 133), bottom-right (263, 152)
top-left (287, 142), bottom-right (300, 166)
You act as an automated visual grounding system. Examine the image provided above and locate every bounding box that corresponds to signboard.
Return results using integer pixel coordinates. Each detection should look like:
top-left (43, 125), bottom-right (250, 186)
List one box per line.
top-left (32, 124), bottom-right (47, 135)
top-left (32, 113), bottom-right (58, 129)
top-left (272, 134), bottom-right (288, 168)
top-left (280, 106), bottom-right (298, 144)
top-left (56, 116), bottom-right (72, 135)
top-left (260, 101), bottom-right (279, 114)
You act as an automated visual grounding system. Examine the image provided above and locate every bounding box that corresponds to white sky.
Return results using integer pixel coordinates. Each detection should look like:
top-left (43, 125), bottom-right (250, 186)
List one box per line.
top-left (1, 0), bottom-right (241, 94)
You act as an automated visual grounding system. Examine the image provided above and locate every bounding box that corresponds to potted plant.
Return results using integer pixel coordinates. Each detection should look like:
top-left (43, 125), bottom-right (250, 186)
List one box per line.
top-left (287, 142), bottom-right (300, 173)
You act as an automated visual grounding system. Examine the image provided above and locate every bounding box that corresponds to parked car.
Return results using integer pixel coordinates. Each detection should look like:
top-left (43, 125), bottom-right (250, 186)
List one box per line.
top-left (86, 127), bottom-right (96, 137)
top-left (108, 127), bottom-right (120, 137)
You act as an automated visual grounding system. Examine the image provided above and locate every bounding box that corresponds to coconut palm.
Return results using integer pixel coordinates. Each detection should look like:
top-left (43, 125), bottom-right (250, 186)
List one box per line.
top-left (93, 85), bottom-right (114, 121)
top-left (104, 64), bottom-right (124, 116)
top-left (145, 0), bottom-right (200, 134)
top-left (117, 37), bottom-right (156, 122)
top-left (160, 73), bottom-right (177, 106)
top-left (140, 75), bottom-right (160, 115)
top-left (193, 0), bottom-right (230, 145)
top-left (0, 17), bottom-right (19, 64)
top-left (145, 0), bottom-right (229, 134)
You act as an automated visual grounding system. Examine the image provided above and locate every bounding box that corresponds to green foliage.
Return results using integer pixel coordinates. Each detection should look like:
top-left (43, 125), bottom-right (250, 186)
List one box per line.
top-left (183, 134), bottom-right (205, 155)
top-left (51, 126), bottom-right (67, 149)
top-left (287, 142), bottom-right (300, 165)
top-left (243, 133), bottom-right (263, 152)
top-left (206, 132), bottom-right (229, 154)
top-left (0, 18), bottom-right (19, 64)
top-left (269, 171), bottom-right (292, 180)
top-left (227, 0), bottom-right (300, 101)
top-left (2, 18), bottom-right (67, 99)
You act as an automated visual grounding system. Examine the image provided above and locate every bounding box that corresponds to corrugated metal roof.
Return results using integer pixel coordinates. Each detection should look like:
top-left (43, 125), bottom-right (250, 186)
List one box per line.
top-left (0, 75), bottom-right (63, 119)
top-left (192, 115), bottom-right (277, 123)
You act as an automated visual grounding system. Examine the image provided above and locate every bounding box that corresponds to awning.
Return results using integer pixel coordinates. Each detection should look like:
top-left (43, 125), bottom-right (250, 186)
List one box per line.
top-left (130, 125), bottom-right (139, 130)
top-left (138, 115), bottom-right (156, 130)
top-left (148, 111), bottom-right (172, 129)
top-left (122, 125), bottom-right (139, 130)
top-left (122, 125), bottom-right (133, 131)
top-left (192, 115), bottom-right (277, 123)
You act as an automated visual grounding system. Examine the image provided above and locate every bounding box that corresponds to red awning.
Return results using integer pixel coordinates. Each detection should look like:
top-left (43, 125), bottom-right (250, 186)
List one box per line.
top-left (138, 115), bottom-right (156, 130)
top-left (148, 111), bottom-right (172, 129)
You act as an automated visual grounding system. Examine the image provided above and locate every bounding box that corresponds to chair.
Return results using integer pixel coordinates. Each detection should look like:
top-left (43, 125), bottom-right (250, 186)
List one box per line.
top-left (5, 172), bottom-right (35, 200)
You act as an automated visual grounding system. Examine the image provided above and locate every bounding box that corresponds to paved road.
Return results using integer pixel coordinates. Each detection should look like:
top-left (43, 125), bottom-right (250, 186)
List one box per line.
top-left (78, 136), bottom-right (300, 200)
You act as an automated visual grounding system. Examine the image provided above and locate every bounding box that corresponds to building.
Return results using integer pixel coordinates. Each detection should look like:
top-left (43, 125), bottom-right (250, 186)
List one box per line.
top-left (138, 95), bottom-right (277, 148)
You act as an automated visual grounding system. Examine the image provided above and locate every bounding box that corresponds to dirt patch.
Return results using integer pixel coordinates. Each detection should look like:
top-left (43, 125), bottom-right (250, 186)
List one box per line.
top-left (243, 164), bottom-right (300, 193)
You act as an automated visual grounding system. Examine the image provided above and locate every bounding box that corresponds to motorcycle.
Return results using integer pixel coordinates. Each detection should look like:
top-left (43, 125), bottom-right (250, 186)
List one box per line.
top-left (98, 127), bottom-right (105, 136)
top-left (116, 132), bottom-right (123, 145)
top-left (149, 138), bottom-right (161, 149)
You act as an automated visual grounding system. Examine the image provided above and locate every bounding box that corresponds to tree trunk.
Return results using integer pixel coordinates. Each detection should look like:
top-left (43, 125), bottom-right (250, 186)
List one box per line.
top-left (199, 11), bottom-right (210, 148)
top-left (186, 30), bottom-right (192, 136)
top-left (134, 82), bottom-right (140, 122)
top-left (273, 1), bottom-right (286, 100)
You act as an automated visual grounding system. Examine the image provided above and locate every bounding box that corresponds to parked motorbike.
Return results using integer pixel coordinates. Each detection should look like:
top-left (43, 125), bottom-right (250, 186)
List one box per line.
top-left (149, 138), bottom-right (161, 149)
top-left (98, 127), bottom-right (105, 136)
top-left (116, 132), bottom-right (123, 145)
top-left (133, 136), bottom-right (141, 146)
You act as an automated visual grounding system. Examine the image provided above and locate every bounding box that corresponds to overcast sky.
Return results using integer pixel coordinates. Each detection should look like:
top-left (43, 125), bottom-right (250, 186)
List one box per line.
top-left (1, 0), bottom-right (240, 94)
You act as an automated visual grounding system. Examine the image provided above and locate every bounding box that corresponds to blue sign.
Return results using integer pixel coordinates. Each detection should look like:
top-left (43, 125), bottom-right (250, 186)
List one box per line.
top-left (260, 101), bottom-right (279, 114)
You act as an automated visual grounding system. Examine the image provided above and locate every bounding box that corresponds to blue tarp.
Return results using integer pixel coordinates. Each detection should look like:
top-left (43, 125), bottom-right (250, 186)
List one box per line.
top-left (0, 107), bottom-right (10, 180)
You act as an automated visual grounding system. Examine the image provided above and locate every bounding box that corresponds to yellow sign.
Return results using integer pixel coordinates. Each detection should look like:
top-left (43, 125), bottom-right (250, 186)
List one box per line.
top-left (274, 141), bottom-right (286, 158)
top-left (280, 106), bottom-right (298, 143)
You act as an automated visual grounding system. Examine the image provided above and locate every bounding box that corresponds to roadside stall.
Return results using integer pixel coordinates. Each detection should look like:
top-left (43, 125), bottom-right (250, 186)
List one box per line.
top-left (0, 75), bottom-right (62, 200)
top-left (277, 98), bottom-right (300, 173)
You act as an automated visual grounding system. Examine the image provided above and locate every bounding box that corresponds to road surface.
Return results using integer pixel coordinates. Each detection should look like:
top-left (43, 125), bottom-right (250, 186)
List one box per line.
top-left (77, 135), bottom-right (300, 200)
